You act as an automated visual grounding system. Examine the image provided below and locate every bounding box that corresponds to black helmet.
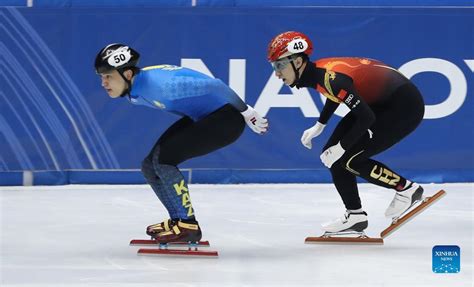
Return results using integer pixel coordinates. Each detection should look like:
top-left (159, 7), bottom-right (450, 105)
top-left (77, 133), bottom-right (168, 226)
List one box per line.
top-left (94, 43), bottom-right (140, 74)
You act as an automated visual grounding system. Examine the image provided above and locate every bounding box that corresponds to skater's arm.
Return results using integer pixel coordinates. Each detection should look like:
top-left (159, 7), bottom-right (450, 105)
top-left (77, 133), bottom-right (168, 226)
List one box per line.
top-left (215, 80), bottom-right (247, 112)
top-left (341, 95), bottom-right (375, 149)
top-left (330, 73), bottom-right (376, 150)
top-left (339, 91), bottom-right (375, 150)
top-left (318, 100), bottom-right (339, 125)
top-left (227, 92), bottom-right (248, 112)
top-left (219, 81), bottom-right (268, 134)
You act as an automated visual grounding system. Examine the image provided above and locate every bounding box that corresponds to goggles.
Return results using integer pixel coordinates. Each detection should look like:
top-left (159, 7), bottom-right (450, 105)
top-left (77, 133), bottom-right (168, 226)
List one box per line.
top-left (271, 57), bottom-right (293, 72)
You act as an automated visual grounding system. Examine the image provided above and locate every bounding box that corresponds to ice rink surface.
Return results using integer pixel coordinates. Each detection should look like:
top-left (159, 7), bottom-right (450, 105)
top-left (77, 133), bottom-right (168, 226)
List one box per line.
top-left (1, 183), bottom-right (472, 287)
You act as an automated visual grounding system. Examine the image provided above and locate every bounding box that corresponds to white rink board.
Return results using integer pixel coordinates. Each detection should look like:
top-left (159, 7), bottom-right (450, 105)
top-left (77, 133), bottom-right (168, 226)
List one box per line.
top-left (0, 183), bottom-right (472, 287)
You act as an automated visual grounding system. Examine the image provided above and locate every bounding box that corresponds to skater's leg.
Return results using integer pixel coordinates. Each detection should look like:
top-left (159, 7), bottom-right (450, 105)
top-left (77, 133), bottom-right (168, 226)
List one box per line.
top-left (330, 163), bottom-right (361, 210)
top-left (141, 116), bottom-right (194, 225)
top-left (338, 83), bottom-right (425, 218)
top-left (142, 115), bottom-right (194, 200)
top-left (147, 105), bottom-right (245, 242)
top-left (152, 104), bottom-right (245, 220)
top-left (320, 114), bottom-right (369, 233)
top-left (324, 113), bottom-right (364, 211)
top-left (322, 162), bottom-right (369, 233)
top-left (340, 84), bottom-right (424, 189)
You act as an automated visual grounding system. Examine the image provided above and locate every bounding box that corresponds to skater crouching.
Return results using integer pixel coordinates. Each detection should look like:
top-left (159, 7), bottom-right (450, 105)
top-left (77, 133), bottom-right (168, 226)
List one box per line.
top-left (267, 31), bottom-right (425, 236)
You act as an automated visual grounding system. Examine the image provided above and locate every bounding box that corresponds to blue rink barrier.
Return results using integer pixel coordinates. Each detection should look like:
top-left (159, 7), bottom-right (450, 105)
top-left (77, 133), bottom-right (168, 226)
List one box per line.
top-left (1, 6), bottom-right (473, 184)
top-left (0, 169), bottom-right (472, 186)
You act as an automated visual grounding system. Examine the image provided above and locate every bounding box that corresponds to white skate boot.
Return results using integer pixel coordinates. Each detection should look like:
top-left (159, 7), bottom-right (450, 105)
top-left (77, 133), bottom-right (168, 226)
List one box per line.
top-left (321, 211), bottom-right (368, 234)
top-left (306, 210), bottom-right (383, 244)
top-left (385, 182), bottom-right (424, 220)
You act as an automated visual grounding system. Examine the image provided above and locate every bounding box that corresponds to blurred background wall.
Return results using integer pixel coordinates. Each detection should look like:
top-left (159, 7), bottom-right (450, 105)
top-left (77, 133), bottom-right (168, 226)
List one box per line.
top-left (1, 0), bottom-right (473, 184)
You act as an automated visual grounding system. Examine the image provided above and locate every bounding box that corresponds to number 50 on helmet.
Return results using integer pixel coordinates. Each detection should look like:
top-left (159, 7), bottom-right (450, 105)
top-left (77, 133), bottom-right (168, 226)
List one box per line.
top-left (267, 31), bottom-right (313, 62)
top-left (94, 43), bottom-right (140, 74)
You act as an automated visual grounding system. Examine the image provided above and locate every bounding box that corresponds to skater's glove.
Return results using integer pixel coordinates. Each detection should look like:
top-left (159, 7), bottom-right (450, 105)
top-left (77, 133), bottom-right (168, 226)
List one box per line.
top-left (320, 142), bottom-right (345, 168)
top-left (241, 105), bottom-right (268, 134)
top-left (301, 122), bottom-right (326, 149)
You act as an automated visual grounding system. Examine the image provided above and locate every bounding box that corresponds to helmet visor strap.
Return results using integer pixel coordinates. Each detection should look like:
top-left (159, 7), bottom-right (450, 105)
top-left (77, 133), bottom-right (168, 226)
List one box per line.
top-left (289, 60), bottom-right (301, 88)
top-left (118, 69), bottom-right (132, 97)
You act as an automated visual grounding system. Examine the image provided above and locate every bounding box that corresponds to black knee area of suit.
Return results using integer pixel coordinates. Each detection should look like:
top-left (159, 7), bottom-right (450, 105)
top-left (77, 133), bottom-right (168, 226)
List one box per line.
top-left (141, 157), bottom-right (158, 182)
top-left (326, 151), bottom-right (367, 174)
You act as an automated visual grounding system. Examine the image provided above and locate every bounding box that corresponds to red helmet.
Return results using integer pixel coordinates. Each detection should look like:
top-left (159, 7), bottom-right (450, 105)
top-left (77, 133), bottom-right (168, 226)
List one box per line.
top-left (267, 31), bottom-right (313, 62)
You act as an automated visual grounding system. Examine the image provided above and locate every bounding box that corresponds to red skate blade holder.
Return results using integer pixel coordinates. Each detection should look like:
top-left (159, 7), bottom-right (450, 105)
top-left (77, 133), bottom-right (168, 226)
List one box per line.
top-left (131, 240), bottom-right (218, 257)
top-left (137, 247), bottom-right (218, 257)
top-left (305, 232), bottom-right (384, 245)
top-left (129, 239), bottom-right (210, 247)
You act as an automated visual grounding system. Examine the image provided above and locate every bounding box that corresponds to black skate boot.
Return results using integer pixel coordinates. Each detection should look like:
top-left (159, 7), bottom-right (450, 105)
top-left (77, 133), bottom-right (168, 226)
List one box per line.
top-left (146, 219), bottom-right (175, 237)
top-left (154, 220), bottom-right (202, 244)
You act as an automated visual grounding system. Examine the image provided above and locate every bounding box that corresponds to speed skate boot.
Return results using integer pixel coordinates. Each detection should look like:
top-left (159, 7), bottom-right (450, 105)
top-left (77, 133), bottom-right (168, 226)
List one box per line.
top-left (155, 220), bottom-right (202, 244)
top-left (321, 211), bottom-right (368, 234)
top-left (385, 182), bottom-right (424, 220)
top-left (146, 219), bottom-right (175, 237)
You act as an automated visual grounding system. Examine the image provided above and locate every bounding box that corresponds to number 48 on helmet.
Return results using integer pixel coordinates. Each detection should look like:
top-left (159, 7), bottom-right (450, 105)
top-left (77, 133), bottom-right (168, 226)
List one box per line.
top-left (267, 31), bottom-right (313, 62)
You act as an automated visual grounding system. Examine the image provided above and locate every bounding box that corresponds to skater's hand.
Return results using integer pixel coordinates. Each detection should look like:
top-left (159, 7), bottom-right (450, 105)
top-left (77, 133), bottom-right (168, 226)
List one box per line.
top-left (241, 105), bottom-right (268, 134)
top-left (320, 142), bottom-right (345, 168)
top-left (301, 122), bottom-right (326, 149)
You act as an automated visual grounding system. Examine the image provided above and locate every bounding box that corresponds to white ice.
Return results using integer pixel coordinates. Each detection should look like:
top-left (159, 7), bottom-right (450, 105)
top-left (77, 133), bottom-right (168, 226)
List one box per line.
top-left (0, 183), bottom-right (472, 287)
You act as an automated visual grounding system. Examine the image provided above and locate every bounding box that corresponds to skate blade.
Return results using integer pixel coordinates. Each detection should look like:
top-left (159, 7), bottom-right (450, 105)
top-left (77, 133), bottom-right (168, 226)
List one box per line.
top-left (305, 232), bottom-right (383, 245)
top-left (129, 239), bottom-right (210, 247)
top-left (137, 248), bottom-right (218, 257)
top-left (381, 190), bottom-right (446, 239)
